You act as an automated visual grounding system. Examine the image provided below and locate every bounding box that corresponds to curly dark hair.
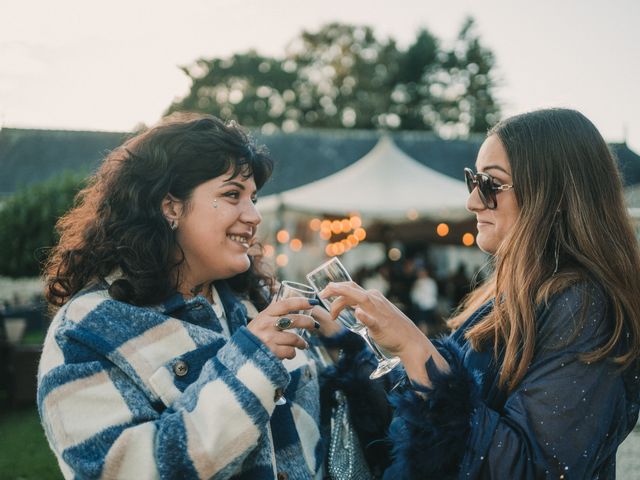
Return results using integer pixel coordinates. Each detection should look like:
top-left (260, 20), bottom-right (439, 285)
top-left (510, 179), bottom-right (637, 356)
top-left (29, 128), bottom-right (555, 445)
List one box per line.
top-left (44, 112), bottom-right (275, 309)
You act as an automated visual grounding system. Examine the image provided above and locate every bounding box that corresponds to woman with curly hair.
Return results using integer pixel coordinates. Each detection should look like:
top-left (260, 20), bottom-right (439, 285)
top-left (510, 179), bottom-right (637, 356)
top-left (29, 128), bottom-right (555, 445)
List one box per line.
top-left (323, 108), bottom-right (640, 478)
top-left (38, 113), bottom-right (336, 479)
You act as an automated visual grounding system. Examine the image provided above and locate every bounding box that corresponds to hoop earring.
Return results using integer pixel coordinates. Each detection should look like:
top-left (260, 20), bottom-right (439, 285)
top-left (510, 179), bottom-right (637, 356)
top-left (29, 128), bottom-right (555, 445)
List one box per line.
top-left (170, 219), bottom-right (178, 230)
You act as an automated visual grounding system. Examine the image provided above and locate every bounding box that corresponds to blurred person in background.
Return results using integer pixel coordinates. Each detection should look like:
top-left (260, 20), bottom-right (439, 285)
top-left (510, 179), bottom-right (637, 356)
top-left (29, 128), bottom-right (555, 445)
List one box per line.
top-left (362, 263), bottom-right (391, 296)
top-left (410, 267), bottom-right (439, 336)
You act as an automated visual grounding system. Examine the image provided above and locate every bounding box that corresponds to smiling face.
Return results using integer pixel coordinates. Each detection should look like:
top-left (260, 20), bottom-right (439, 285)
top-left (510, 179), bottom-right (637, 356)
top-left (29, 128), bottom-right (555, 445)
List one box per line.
top-left (466, 134), bottom-right (520, 255)
top-left (164, 170), bottom-right (261, 292)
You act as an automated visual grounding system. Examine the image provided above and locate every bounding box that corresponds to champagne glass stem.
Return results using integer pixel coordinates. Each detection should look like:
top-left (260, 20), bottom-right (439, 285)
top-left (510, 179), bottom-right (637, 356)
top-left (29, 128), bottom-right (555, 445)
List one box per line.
top-left (357, 329), bottom-right (390, 362)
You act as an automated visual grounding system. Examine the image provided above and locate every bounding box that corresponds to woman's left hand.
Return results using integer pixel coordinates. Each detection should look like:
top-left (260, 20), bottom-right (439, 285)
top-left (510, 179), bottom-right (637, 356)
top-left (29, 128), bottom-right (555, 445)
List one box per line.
top-left (320, 281), bottom-right (449, 385)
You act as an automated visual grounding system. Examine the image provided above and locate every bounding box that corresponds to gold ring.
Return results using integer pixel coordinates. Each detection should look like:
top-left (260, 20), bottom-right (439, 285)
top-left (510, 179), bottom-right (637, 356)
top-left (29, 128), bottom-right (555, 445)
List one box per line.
top-left (275, 317), bottom-right (294, 331)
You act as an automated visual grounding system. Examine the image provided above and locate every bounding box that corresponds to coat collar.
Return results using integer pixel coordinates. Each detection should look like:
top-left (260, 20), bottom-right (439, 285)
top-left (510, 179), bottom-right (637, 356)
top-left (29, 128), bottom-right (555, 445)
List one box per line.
top-left (103, 270), bottom-right (249, 334)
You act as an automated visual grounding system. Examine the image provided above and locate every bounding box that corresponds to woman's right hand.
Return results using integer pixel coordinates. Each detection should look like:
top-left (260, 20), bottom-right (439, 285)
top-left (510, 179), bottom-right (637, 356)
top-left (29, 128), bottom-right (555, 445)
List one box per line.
top-left (320, 281), bottom-right (449, 386)
top-left (247, 297), bottom-right (318, 360)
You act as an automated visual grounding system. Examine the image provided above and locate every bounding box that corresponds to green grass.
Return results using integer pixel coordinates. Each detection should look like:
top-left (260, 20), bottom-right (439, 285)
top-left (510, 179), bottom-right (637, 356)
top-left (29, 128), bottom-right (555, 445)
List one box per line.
top-left (20, 330), bottom-right (46, 346)
top-left (0, 406), bottom-right (62, 479)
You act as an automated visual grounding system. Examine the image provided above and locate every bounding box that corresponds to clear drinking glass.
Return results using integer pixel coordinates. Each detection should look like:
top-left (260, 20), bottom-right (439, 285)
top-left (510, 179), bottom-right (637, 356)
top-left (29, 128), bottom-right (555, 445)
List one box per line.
top-left (275, 280), bottom-right (317, 322)
top-left (306, 257), bottom-right (402, 379)
top-left (273, 280), bottom-right (318, 405)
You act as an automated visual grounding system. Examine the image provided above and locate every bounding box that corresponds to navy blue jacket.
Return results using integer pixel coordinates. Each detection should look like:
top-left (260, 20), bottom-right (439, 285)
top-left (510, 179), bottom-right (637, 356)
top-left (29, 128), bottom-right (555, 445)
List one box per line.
top-left (385, 282), bottom-right (640, 479)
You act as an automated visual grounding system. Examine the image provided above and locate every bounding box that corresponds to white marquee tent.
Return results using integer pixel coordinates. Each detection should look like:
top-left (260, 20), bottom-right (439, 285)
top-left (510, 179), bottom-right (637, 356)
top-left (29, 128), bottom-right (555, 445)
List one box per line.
top-left (259, 135), bottom-right (472, 223)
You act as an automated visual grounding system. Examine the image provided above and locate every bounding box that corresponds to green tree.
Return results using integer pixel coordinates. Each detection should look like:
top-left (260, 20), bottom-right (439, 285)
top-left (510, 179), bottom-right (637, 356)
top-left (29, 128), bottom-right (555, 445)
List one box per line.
top-left (167, 20), bottom-right (500, 135)
top-left (430, 17), bottom-right (501, 136)
top-left (0, 172), bottom-right (86, 277)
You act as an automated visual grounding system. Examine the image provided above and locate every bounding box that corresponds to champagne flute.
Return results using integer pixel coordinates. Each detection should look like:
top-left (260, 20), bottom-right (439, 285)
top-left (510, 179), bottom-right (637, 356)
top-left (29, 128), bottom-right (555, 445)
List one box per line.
top-left (273, 280), bottom-right (317, 405)
top-left (306, 257), bottom-right (402, 379)
top-left (275, 280), bottom-right (317, 327)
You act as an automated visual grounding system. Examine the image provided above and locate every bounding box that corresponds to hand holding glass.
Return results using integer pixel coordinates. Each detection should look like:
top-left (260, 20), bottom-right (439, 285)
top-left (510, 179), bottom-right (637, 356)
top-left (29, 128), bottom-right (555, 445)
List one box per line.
top-left (275, 280), bottom-right (317, 321)
top-left (273, 280), bottom-right (317, 405)
top-left (306, 257), bottom-right (402, 379)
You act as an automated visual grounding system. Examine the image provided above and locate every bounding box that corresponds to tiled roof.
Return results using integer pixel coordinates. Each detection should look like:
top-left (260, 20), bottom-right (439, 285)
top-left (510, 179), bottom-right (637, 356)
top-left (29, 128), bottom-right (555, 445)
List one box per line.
top-left (0, 128), bottom-right (129, 196)
top-left (1, 127), bottom-right (639, 197)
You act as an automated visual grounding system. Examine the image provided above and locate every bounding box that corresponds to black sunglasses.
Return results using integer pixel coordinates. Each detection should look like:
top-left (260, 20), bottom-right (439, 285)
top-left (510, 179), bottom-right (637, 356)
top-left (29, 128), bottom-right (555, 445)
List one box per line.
top-left (464, 167), bottom-right (514, 210)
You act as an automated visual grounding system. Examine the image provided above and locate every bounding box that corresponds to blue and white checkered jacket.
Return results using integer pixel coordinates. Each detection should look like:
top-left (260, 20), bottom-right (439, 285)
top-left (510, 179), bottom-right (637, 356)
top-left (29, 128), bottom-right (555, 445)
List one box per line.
top-left (37, 279), bottom-right (326, 479)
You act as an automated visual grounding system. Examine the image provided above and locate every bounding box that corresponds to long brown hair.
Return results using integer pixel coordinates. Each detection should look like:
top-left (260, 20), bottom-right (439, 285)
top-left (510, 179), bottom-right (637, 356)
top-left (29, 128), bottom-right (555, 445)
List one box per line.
top-left (449, 108), bottom-right (640, 391)
top-left (44, 113), bottom-right (274, 308)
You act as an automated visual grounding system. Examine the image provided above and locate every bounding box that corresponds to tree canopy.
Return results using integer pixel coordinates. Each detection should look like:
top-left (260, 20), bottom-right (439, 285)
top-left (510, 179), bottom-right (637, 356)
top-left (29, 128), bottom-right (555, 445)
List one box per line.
top-left (0, 172), bottom-right (86, 277)
top-left (167, 19), bottom-right (500, 136)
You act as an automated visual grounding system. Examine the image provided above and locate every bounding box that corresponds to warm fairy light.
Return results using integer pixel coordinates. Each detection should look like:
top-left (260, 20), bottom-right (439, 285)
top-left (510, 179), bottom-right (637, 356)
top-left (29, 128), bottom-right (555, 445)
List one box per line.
top-left (388, 248), bottom-right (402, 261)
top-left (290, 238), bottom-right (303, 251)
top-left (276, 254), bottom-right (289, 266)
top-left (276, 230), bottom-right (290, 243)
top-left (347, 234), bottom-right (359, 246)
top-left (320, 220), bottom-right (332, 231)
top-left (462, 233), bottom-right (475, 247)
top-left (354, 227), bottom-right (366, 241)
top-left (325, 244), bottom-right (336, 256)
top-left (331, 220), bottom-right (343, 234)
top-left (309, 218), bottom-right (322, 231)
top-left (341, 219), bottom-right (351, 231)
top-left (263, 244), bottom-right (275, 257)
top-left (349, 215), bottom-right (362, 229)
top-left (436, 223), bottom-right (450, 237)
top-left (334, 242), bottom-right (345, 255)
top-left (341, 239), bottom-right (351, 252)
top-left (319, 229), bottom-right (331, 240)
top-left (406, 208), bottom-right (419, 221)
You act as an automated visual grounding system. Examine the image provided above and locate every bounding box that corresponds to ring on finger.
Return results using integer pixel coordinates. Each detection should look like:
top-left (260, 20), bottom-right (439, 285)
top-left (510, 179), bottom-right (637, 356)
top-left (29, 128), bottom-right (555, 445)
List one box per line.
top-left (275, 317), bottom-right (294, 331)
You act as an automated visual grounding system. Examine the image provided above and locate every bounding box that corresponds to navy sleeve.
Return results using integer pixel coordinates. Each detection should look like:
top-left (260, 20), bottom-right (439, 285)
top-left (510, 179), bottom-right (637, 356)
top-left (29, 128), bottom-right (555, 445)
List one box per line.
top-left (386, 284), bottom-right (638, 479)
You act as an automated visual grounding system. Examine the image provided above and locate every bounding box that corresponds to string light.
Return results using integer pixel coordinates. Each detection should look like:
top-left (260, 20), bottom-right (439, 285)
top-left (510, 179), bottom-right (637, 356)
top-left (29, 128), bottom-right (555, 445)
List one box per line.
top-left (388, 248), bottom-right (402, 261)
top-left (309, 218), bottom-right (321, 231)
top-left (276, 230), bottom-right (290, 243)
top-left (312, 215), bottom-right (366, 255)
top-left (290, 238), bottom-right (302, 251)
top-left (436, 223), bottom-right (449, 237)
top-left (354, 227), bottom-right (366, 241)
top-left (462, 233), bottom-right (475, 246)
top-left (276, 254), bottom-right (289, 266)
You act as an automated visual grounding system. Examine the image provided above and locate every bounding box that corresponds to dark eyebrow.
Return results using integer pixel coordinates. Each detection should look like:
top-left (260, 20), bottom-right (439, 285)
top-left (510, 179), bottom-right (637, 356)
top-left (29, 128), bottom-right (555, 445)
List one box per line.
top-left (481, 165), bottom-right (512, 177)
top-left (222, 180), bottom-right (246, 189)
top-left (221, 180), bottom-right (258, 195)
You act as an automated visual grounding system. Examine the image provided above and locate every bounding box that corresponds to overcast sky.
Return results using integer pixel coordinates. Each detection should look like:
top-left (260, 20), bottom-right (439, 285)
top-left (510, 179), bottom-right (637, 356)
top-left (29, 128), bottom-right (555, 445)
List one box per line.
top-left (1, 0), bottom-right (638, 150)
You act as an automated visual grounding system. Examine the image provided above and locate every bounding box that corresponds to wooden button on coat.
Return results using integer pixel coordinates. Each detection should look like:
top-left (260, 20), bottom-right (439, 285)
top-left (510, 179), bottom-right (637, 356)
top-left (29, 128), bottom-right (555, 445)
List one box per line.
top-left (173, 360), bottom-right (188, 377)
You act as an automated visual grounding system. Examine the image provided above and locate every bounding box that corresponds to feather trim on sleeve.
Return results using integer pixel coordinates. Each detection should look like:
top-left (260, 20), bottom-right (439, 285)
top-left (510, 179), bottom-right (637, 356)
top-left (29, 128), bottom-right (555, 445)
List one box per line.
top-left (384, 338), bottom-right (483, 480)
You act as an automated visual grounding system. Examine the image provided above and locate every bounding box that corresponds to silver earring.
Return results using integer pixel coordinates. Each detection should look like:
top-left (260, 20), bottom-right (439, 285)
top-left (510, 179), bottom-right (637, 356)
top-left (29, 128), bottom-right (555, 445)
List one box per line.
top-left (170, 219), bottom-right (178, 230)
top-left (213, 199), bottom-right (218, 209)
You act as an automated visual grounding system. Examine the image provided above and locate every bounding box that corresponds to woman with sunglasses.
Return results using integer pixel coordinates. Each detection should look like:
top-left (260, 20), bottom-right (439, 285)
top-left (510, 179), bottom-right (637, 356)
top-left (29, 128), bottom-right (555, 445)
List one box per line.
top-left (321, 108), bottom-right (640, 478)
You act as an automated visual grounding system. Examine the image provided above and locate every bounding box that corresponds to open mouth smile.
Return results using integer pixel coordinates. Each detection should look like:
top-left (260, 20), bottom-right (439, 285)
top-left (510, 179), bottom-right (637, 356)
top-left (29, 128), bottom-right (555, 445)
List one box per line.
top-left (227, 234), bottom-right (250, 248)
